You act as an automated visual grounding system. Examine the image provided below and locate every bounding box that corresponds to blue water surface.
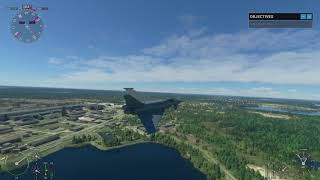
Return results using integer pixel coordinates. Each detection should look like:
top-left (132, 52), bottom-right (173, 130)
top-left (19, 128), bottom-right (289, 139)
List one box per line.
top-left (0, 143), bottom-right (206, 180)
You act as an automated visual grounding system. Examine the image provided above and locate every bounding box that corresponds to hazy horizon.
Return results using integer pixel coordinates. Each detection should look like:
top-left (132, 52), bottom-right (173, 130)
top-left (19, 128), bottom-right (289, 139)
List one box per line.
top-left (1, 0), bottom-right (320, 100)
top-left (1, 84), bottom-right (320, 102)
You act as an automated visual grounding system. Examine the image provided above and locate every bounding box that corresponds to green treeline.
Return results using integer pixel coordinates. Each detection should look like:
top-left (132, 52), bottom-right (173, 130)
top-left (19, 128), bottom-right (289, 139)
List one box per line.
top-left (151, 133), bottom-right (223, 180)
top-left (72, 134), bottom-right (96, 144)
top-left (215, 149), bottom-right (262, 180)
top-left (98, 128), bottom-right (145, 147)
top-left (165, 102), bottom-right (320, 179)
top-left (219, 108), bottom-right (320, 160)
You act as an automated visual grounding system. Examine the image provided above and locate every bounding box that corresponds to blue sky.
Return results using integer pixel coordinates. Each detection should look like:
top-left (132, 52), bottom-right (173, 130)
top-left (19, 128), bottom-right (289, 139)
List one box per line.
top-left (0, 0), bottom-right (320, 100)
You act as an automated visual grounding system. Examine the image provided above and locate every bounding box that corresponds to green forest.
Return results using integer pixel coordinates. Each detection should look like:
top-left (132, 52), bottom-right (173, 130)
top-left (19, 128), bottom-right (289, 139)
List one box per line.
top-left (160, 102), bottom-right (320, 179)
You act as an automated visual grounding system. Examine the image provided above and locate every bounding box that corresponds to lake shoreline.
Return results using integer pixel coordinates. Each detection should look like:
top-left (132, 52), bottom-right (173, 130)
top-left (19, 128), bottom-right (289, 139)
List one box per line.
top-left (1, 141), bottom-right (207, 180)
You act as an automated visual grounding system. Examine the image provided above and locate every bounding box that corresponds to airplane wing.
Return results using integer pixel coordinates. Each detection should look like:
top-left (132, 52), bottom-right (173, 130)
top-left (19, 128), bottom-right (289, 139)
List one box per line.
top-left (137, 113), bottom-right (162, 134)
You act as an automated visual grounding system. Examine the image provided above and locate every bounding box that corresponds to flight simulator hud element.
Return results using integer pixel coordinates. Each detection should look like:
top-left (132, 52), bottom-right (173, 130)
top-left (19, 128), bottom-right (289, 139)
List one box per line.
top-left (249, 13), bottom-right (313, 28)
top-left (9, 4), bottom-right (48, 43)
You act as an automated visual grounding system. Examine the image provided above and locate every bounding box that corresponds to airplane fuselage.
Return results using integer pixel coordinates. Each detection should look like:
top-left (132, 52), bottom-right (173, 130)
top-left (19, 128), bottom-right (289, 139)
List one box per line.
top-left (122, 89), bottom-right (181, 133)
top-left (123, 99), bottom-right (180, 115)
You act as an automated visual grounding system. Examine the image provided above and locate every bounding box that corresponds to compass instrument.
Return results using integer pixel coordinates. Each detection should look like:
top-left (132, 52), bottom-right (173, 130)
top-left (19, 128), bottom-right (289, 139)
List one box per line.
top-left (3, 152), bottom-right (30, 178)
top-left (10, 4), bottom-right (46, 43)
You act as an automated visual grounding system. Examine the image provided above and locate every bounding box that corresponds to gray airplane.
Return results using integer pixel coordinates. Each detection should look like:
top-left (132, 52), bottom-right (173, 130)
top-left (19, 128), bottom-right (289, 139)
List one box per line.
top-left (122, 88), bottom-right (181, 134)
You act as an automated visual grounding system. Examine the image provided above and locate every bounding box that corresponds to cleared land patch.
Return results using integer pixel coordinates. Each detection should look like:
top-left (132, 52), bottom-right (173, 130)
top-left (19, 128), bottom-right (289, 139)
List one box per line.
top-left (250, 111), bottom-right (291, 120)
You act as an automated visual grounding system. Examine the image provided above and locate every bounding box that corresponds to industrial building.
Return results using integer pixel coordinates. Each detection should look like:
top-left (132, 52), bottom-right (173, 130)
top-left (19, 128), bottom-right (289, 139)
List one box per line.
top-left (0, 104), bottom-right (85, 122)
top-left (70, 126), bottom-right (84, 132)
top-left (0, 143), bottom-right (17, 154)
top-left (0, 114), bottom-right (8, 121)
top-left (29, 135), bottom-right (60, 147)
top-left (16, 120), bottom-right (39, 126)
top-left (0, 127), bottom-right (14, 134)
top-left (0, 135), bottom-right (22, 145)
top-left (66, 110), bottom-right (86, 121)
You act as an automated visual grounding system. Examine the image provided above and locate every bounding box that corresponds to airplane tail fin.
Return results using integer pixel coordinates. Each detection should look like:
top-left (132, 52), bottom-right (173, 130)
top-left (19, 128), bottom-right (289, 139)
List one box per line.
top-left (124, 88), bottom-right (144, 107)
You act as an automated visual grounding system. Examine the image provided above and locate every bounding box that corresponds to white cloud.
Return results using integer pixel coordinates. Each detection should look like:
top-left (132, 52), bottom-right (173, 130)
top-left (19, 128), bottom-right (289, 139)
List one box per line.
top-left (177, 14), bottom-right (199, 27)
top-left (288, 89), bottom-right (297, 93)
top-left (48, 56), bottom-right (84, 69)
top-left (48, 57), bottom-right (64, 65)
top-left (48, 50), bottom-right (320, 84)
top-left (143, 29), bottom-right (320, 58)
top-left (88, 45), bottom-right (95, 49)
top-left (248, 87), bottom-right (281, 96)
top-left (134, 86), bottom-right (283, 99)
top-left (46, 29), bottom-right (320, 99)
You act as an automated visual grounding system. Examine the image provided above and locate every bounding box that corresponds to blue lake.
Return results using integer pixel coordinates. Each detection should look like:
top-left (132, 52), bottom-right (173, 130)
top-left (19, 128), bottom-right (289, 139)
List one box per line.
top-left (248, 106), bottom-right (320, 116)
top-left (0, 143), bottom-right (206, 180)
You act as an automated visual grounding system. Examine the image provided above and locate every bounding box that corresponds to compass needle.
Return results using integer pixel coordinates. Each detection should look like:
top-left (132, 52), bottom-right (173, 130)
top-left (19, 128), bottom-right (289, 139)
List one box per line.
top-left (15, 156), bottom-right (27, 166)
